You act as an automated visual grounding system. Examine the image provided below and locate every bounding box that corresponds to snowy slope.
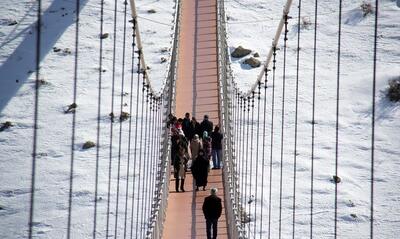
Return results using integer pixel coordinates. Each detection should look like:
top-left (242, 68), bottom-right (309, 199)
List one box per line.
top-left (0, 0), bottom-right (174, 238)
top-left (226, 0), bottom-right (400, 238)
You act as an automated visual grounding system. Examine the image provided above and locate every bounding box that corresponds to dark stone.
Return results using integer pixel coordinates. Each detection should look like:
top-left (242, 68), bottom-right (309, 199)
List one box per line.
top-left (64, 103), bottom-right (77, 114)
top-left (100, 33), bottom-right (109, 39)
top-left (147, 9), bottom-right (157, 14)
top-left (8, 20), bottom-right (18, 26)
top-left (161, 57), bottom-right (167, 63)
top-left (53, 47), bottom-right (61, 52)
top-left (0, 121), bottom-right (13, 132)
top-left (332, 175), bottom-right (341, 184)
top-left (231, 46), bottom-right (252, 58)
top-left (82, 141), bottom-right (96, 149)
top-left (120, 112), bottom-right (130, 121)
top-left (388, 77), bottom-right (400, 102)
top-left (243, 57), bottom-right (261, 68)
top-left (253, 52), bottom-right (260, 57)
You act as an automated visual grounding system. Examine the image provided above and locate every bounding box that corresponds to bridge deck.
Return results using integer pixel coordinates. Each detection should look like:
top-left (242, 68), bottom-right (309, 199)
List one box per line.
top-left (162, 0), bottom-right (228, 238)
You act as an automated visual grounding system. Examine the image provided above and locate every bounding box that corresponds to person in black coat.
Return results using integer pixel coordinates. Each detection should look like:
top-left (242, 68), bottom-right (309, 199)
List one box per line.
top-left (182, 112), bottom-right (192, 140)
top-left (191, 150), bottom-right (210, 191)
top-left (200, 114), bottom-right (213, 134)
top-left (202, 188), bottom-right (222, 239)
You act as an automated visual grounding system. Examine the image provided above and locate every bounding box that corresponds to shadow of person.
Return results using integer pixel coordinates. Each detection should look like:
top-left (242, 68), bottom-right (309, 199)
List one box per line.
top-left (0, 0), bottom-right (88, 112)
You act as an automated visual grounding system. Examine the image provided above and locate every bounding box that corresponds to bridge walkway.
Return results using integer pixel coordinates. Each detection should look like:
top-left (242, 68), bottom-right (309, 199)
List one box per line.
top-left (162, 0), bottom-right (228, 238)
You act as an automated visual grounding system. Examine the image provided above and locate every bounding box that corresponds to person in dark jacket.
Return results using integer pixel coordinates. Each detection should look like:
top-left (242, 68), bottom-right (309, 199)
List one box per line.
top-left (191, 116), bottom-right (202, 137)
top-left (182, 112), bottom-right (192, 140)
top-left (202, 188), bottom-right (222, 239)
top-left (210, 126), bottom-right (223, 169)
top-left (191, 150), bottom-right (210, 191)
top-left (200, 114), bottom-right (213, 134)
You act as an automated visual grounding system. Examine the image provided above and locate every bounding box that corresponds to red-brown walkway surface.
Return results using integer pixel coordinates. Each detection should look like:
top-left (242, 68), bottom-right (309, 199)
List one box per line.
top-left (162, 0), bottom-right (228, 238)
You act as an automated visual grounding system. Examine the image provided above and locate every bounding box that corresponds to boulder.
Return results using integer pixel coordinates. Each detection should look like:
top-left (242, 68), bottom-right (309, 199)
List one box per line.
top-left (0, 121), bottom-right (13, 132)
top-left (231, 46), bottom-right (251, 58)
top-left (82, 141), bottom-right (96, 150)
top-left (100, 33), bottom-right (109, 39)
top-left (243, 57), bottom-right (261, 68)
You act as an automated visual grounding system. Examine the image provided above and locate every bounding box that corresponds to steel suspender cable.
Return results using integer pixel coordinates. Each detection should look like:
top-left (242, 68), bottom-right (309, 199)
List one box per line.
top-left (135, 71), bottom-right (146, 239)
top-left (240, 97), bottom-right (246, 229)
top-left (244, 96), bottom-right (251, 236)
top-left (123, 16), bottom-right (136, 238)
top-left (144, 94), bottom-right (154, 234)
top-left (248, 93), bottom-right (255, 236)
top-left (28, 0), bottom-right (42, 237)
top-left (67, 0), bottom-right (81, 237)
top-left (237, 95), bottom-right (243, 208)
top-left (114, 0), bottom-right (129, 236)
top-left (260, 70), bottom-right (269, 239)
top-left (129, 18), bottom-right (139, 239)
top-left (254, 82), bottom-right (261, 237)
top-left (334, 0), bottom-right (343, 237)
top-left (293, 1), bottom-right (302, 238)
top-left (278, 14), bottom-right (289, 239)
top-left (370, 0), bottom-right (378, 237)
top-left (310, 1), bottom-right (318, 237)
top-left (106, 0), bottom-right (119, 236)
top-left (268, 47), bottom-right (277, 239)
top-left (93, 0), bottom-right (105, 236)
top-left (140, 83), bottom-right (150, 238)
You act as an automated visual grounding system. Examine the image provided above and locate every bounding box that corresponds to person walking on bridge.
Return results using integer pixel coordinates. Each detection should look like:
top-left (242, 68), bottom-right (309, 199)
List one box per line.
top-left (173, 145), bottom-right (188, 192)
top-left (200, 114), bottom-right (213, 134)
top-left (210, 126), bottom-right (223, 169)
top-left (202, 188), bottom-right (222, 239)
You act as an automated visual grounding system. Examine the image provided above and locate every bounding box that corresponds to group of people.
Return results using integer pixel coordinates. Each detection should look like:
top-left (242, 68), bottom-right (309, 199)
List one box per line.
top-left (168, 112), bottom-right (224, 239)
top-left (169, 113), bottom-right (223, 192)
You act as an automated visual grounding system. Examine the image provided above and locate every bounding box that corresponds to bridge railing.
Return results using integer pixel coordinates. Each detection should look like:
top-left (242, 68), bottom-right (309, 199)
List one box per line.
top-left (143, 0), bottom-right (181, 238)
top-left (216, 0), bottom-right (246, 238)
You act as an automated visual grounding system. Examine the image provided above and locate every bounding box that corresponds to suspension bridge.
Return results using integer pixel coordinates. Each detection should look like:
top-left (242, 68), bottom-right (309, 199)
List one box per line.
top-left (0, 0), bottom-right (396, 238)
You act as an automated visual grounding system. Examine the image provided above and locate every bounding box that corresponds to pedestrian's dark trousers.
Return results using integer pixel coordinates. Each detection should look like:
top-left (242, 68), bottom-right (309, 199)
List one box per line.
top-left (206, 218), bottom-right (218, 239)
top-left (175, 178), bottom-right (185, 191)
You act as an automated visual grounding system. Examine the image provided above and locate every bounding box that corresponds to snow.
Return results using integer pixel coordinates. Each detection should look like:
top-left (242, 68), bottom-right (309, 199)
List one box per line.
top-left (225, 0), bottom-right (400, 238)
top-left (0, 0), bottom-right (174, 238)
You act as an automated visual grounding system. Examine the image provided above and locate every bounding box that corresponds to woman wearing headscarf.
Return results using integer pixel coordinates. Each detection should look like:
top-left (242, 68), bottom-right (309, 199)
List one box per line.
top-left (190, 134), bottom-right (203, 163)
top-left (191, 150), bottom-right (210, 191)
top-left (202, 131), bottom-right (212, 161)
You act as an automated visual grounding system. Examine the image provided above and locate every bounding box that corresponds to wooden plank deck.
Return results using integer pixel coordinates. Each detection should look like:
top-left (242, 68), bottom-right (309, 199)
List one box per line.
top-left (162, 0), bottom-right (228, 238)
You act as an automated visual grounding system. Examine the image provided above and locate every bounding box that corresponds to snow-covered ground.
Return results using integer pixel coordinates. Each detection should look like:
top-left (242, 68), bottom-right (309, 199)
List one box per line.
top-left (225, 0), bottom-right (400, 238)
top-left (0, 0), bottom-right (174, 238)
